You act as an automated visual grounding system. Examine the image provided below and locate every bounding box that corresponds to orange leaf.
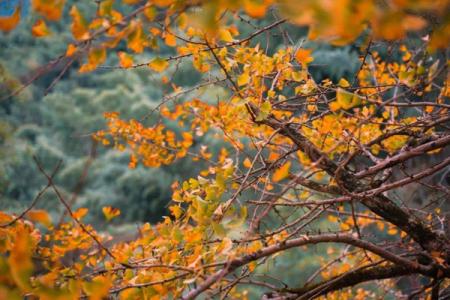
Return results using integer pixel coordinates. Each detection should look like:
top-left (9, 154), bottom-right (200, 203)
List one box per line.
top-left (149, 57), bottom-right (169, 72)
top-left (117, 51), bottom-right (133, 68)
top-left (244, 0), bottom-right (269, 18)
top-left (79, 47), bottom-right (106, 73)
top-left (82, 275), bottom-right (112, 300)
top-left (0, 211), bottom-right (12, 224)
top-left (26, 210), bottom-right (52, 228)
top-left (327, 215), bottom-right (338, 223)
top-left (219, 28), bottom-right (234, 43)
top-left (73, 207), bottom-right (89, 220)
top-left (144, 6), bottom-right (157, 21)
top-left (338, 78), bottom-right (350, 88)
top-left (0, 4), bottom-right (21, 32)
top-left (99, 0), bottom-right (114, 17)
top-left (431, 251), bottom-right (446, 265)
top-left (9, 227), bottom-right (34, 291)
top-left (127, 22), bottom-right (145, 53)
top-left (237, 72), bottom-right (250, 86)
top-left (70, 6), bottom-right (90, 40)
top-left (273, 161), bottom-right (291, 182)
top-left (243, 158), bottom-right (252, 168)
top-left (32, 0), bottom-right (65, 21)
top-left (181, 131), bottom-right (193, 148)
top-left (295, 48), bottom-right (314, 66)
top-left (164, 32), bottom-right (177, 47)
top-left (387, 227), bottom-right (398, 235)
top-left (32, 19), bottom-right (50, 37)
top-left (102, 206), bottom-right (121, 221)
top-left (66, 43), bottom-right (77, 57)
top-left (169, 205), bottom-right (183, 219)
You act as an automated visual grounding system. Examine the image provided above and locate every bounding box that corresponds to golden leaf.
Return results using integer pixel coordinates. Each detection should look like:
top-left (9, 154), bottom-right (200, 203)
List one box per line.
top-left (70, 6), bottom-right (89, 40)
top-left (26, 210), bottom-right (52, 228)
top-left (219, 28), bottom-right (234, 43)
top-left (79, 47), bottom-right (106, 73)
top-left (9, 227), bottom-right (33, 291)
top-left (338, 78), bottom-right (350, 88)
top-left (148, 57), bottom-right (169, 72)
top-left (336, 88), bottom-right (360, 110)
top-left (387, 227), bottom-right (398, 235)
top-left (169, 205), bottom-right (183, 219)
top-left (73, 207), bottom-right (88, 220)
top-left (98, 0), bottom-right (114, 17)
top-left (256, 101), bottom-right (271, 121)
top-left (164, 32), bottom-right (177, 47)
top-left (117, 51), bottom-right (133, 68)
top-left (244, 0), bottom-right (269, 18)
top-left (144, 6), bottom-right (157, 21)
top-left (295, 48), bottom-right (314, 66)
top-left (273, 161), bottom-right (291, 182)
top-left (243, 158), bottom-right (252, 168)
top-left (32, 19), bottom-right (50, 37)
top-left (82, 275), bottom-right (112, 300)
top-left (0, 4), bottom-right (21, 32)
top-left (66, 43), bottom-right (77, 57)
top-left (237, 72), bottom-right (250, 86)
top-left (127, 22), bottom-right (145, 53)
top-left (102, 206), bottom-right (121, 221)
top-left (32, 0), bottom-right (65, 21)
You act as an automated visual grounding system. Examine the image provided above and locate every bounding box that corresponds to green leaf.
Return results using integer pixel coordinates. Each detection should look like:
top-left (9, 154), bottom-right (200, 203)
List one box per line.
top-left (212, 222), bottom-right (227, 237)
top-left (256, 101), bottom-right (272, 121)
top-left (336, 88), bottom-right (360, 110)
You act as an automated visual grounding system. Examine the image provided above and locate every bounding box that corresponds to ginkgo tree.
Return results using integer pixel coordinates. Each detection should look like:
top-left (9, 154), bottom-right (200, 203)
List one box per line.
top-left (1, 0), bottom-right (449, 299)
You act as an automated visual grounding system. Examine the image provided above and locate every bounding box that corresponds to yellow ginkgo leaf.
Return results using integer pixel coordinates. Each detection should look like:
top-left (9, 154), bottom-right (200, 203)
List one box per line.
top-left (244, 0), bottom-right (268, 18)
top-left (82, 275), bottom-right (112, 300)
top-left (243, 157), bottom-right (252, 168)
top-left (149, 57), bottom-right (169, 72)
top-left (98, 0), bottom-right (114, 17)
top-left (336, 88), bottom-right (360, 110)
top-left (79, 47), bottom-right (106, 73)
top-left (164, 32), bottom-right (177, 47)
top-left (219, 28), bottom-right (234, 43)
top-left (327, 215), bottom-right (338, 223)
top-left (127, 22), bottom-right (145, 53)
top-left (26, 210), bottom-right (52, 228)
top-left (329, 101), bottom-right (341, 112)
top-left (32, 19), bottom-right (50, 37)
top-left (122, 0), bottom-right (140, 4)
top-left (144, 6), bottom-right (157, 21)
top-left (430, 251), bottom-right (446, 265)
top-left (0, 4), bottom-right (21, 32)
top-left (169, 205), bottom-right (183, 219)
top-left (387, 227), bottom-right (398, 235)
top-left (256, 101), bottom-right (272, 121)
top-left (32, 0), bottom-right (65, 21)
top-left (73, 207), bottom-right (89, 220)
top-left (9, 227), bottom-right (33, 291)
top-left (272, 161), bottom-right (291, 182)
top-left (117, 51), bottom-right (133, 68)
top-left (66, 43), bottom-right (77, 57)
top-left (102, 206), bottom-right (121, 221)
top-left (70, 6), bottom-right (89, 40)
top-left (295, 48), bottom-right (314, 66)
top-left (237, 72), bottom-right (250, 86)
top-left (338, 78), bottom-right (350, 88)
top-left (0, 211), bottom-right (12, 224)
